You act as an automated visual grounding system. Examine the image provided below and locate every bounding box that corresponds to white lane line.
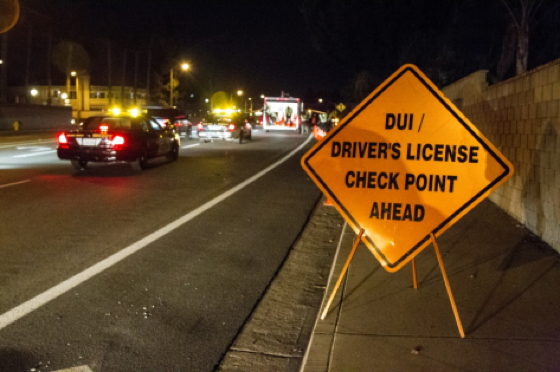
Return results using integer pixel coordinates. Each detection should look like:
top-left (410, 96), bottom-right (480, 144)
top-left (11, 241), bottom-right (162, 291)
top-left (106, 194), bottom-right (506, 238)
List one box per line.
top-left (182, 143), bottom-right (200, 149)
top-left (0, 135), bottom-right (313, 331)
top-left (0, 139), bottom-right (57, 149)
top-left (53, 366), bottom-right (93, 372)
top-left (13, 150), bottom-right (57, 158)
top-left (0, 180), bottom-right (31, 189)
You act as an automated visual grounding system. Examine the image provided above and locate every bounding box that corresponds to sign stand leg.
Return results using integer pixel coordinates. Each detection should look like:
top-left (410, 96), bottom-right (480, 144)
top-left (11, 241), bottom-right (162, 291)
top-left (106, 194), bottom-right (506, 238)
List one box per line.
top-left (430, 233), bottom-right (465, 338)
top-left (320, 228), bottom-right (365, 320)
top-left (412, 258), bottom-right (418, 289)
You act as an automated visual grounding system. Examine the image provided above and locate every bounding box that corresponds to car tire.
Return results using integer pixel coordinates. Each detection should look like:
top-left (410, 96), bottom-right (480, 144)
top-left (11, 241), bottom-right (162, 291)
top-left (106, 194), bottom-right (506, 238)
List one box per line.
top-left (71, 159), bottom-right (88, 171)
top-left (167, 142), bottom-right (179, 161)
top-left (131, 148), bottom-right (148, 171)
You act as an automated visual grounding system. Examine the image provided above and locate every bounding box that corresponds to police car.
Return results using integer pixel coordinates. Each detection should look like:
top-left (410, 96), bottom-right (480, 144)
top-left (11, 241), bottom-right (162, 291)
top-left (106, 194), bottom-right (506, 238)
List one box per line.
top-left (197, 111), bottom-right (252, 143)
top-left (57, 111), bottom-right (180, 171)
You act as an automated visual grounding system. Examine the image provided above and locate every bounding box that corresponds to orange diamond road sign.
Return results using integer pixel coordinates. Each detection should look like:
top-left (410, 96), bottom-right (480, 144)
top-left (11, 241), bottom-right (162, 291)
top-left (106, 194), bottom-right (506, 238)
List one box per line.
top-left (301, 64), bottom-right (513, 272)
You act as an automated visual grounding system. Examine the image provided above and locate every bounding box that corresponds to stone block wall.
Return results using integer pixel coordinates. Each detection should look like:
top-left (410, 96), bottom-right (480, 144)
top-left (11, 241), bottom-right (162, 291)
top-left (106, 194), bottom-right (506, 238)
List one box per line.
top-left (442, 60), bottom-right (560, 253)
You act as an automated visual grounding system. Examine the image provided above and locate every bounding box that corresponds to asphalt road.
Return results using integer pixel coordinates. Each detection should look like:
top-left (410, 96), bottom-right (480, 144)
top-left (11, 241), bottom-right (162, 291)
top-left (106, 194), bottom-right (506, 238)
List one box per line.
top-left (0, 130), bottom-right (321, 371)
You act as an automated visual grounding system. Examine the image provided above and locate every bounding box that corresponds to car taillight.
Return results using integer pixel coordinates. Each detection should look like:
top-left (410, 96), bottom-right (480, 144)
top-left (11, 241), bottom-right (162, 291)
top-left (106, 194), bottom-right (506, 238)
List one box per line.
top-left (99, 124), bottom-right (109, 131)
top-left (112, 135), bottom-right (125, 150)
top-left (58, 133), bottom-right (69, 149)
top-left (197, 123), bottom-right (204, 130)
top-left (228, 124), bottom-right (236, 131)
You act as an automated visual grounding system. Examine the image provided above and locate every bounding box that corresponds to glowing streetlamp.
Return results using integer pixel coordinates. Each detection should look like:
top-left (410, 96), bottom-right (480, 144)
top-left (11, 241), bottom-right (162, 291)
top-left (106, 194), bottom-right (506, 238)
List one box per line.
top-left (30, 89), bottom-right (38, 97)
top-left (170, 63), bottom-right (189, 107)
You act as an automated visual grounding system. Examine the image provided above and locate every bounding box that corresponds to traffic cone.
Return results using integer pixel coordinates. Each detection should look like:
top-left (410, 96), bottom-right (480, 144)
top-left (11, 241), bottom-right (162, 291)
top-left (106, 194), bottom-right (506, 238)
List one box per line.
top-left (323, 197), bottom-right (334, 206)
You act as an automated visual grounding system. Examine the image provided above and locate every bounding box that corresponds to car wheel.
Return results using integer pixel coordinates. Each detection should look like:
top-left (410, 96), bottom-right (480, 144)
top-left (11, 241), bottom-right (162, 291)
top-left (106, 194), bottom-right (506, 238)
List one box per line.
top-left (167, 142), bottom-right (179, 161)
top-left (131, 148), bottom-right (148, 171)
top-left (71, 159), bottom-right (88, 171)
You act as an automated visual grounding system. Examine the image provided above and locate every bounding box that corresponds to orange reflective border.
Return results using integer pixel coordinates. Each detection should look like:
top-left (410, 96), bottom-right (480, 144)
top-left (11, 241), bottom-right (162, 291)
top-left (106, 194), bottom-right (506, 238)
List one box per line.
top-left (301, 64), bottom-right (513, 272)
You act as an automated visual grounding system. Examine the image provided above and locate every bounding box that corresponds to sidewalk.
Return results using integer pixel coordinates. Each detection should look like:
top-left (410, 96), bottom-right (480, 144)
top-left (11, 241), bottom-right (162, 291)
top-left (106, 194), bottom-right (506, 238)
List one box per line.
top-left (303, 199), bottom-right (560, 371)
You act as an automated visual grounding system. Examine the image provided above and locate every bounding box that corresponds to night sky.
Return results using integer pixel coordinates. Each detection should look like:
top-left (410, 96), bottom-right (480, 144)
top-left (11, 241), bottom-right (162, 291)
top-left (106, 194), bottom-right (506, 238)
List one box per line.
top-left (16, 0), bottom-right (346, 100)
top-left (9, 1), bottom-right (560, 106)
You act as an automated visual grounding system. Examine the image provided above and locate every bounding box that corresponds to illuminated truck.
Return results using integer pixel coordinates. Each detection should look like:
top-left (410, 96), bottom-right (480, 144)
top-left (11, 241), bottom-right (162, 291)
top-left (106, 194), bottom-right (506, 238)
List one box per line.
top-left (262, 97), bottom-right (303, 132)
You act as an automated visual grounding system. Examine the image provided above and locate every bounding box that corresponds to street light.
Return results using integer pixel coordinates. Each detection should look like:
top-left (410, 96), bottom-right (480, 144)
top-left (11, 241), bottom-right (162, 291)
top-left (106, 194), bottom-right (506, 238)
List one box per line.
top-left (170, 63), bottom-right (189, 107)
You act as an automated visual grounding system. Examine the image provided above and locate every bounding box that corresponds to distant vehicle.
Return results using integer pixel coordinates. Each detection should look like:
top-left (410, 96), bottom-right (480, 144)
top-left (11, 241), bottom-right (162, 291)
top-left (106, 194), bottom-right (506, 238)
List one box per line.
top-left (146, 108), bottom-right (194, 138)
top-left (197, 111), bottom-right (252, 143)
top-left (262, 97), bottom-right (303, 132)
top-left (57, 113), bottom-right (180, 171)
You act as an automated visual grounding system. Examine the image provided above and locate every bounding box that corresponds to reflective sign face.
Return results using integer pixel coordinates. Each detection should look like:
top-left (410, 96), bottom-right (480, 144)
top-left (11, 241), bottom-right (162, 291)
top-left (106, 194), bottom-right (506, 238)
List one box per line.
top-left (301, 64), bottom-right (513, 272)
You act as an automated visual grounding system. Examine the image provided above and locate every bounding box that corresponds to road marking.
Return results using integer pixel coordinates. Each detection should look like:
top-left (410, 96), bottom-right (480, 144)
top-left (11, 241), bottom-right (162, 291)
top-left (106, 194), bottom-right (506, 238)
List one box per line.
top-left (16, 146), bottom-right (52, 151)
top-left (0, 139), bottom-right (57, 149)
top-left (182, 143), bottom-right (200, 149)
top-left (53, 366), bottom-right (93, 372)
top-left (0, 135), bottom-right (313, 331)
top-left (13, 150), bottom-right (57, 158)
top-left (0, 180), bottom-right (31, 189)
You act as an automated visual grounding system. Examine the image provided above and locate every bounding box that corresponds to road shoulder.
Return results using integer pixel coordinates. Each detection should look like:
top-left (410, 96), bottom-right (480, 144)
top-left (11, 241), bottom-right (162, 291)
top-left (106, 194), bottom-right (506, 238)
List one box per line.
top-left (218, 197), bottom-right (345, 371)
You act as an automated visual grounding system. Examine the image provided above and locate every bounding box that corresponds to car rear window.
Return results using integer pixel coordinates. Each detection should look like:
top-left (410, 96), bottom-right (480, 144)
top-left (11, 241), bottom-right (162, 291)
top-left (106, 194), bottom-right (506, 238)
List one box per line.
top-left (83, 117), bottom-right (132, 130)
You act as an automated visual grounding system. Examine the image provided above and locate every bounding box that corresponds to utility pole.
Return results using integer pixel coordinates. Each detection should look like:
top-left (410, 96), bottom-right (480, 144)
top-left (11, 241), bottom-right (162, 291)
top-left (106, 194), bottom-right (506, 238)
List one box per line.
top-left (0, 33), bottom-right (7, 104)
top-left (134, 51), bottom-right (139, 106)
top-left (25, 25), bottom-right (32, 103)
top-left (169, 65), bottom-right (174, 107)
top-left (146, 37), bottom-right (153, 105)
top-left (46, 24), bottom-right (52, 105)
top-left (107, 41), bottom-right (112, 106)
top-left (121, 49), bottom-right (127, 108)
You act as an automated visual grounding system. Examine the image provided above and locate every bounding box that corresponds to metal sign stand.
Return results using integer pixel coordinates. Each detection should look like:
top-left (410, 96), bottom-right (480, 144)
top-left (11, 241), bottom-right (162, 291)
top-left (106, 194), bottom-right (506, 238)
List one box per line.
top-left (321, 229), bottom-right (465, 338)
top-left (410, 234), bottom-right (465, 338)
top-left (430, 233), bottom-right (465, 338)
top-left (320, 229), bottom-right (364, 320)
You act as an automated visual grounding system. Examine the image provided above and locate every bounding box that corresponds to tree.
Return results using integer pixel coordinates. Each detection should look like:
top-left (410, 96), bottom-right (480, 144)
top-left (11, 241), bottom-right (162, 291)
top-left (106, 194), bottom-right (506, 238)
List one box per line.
top-left (500, 0), bottom-right (544, 75)
top-left (300, 0), bottom-right (505, 89)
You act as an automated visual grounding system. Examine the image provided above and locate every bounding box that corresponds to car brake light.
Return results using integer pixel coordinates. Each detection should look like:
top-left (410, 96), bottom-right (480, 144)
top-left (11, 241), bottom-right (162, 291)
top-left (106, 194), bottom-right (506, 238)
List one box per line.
top-left (228, 124), bottom-right (235, 131)
top-left (112, 135), bottom-right (125, 150)
top-left (197, 123), bottom-right (204, 130)
top-left (58, 133), bottom-right (69, 149)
